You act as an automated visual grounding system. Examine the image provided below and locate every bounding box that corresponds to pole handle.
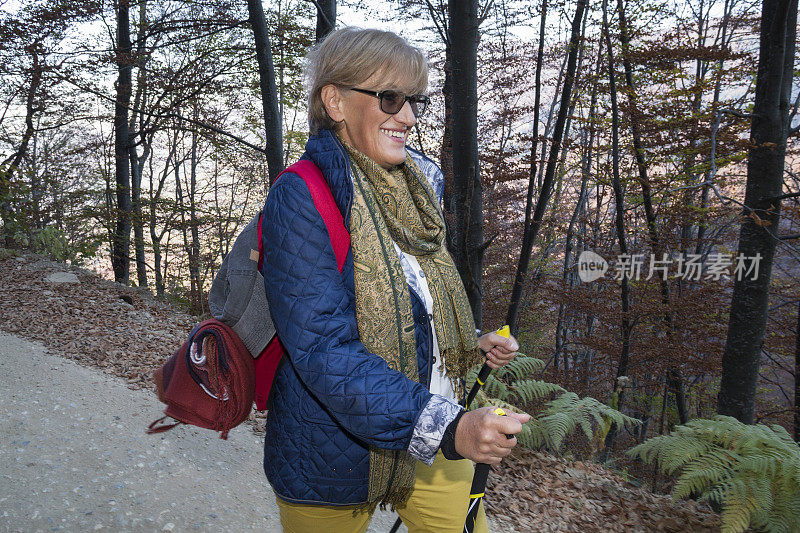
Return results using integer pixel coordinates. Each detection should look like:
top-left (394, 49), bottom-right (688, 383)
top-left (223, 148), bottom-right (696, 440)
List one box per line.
top-left (465, 408), bottom-right (511, 532)
top-left (468, 409), bottom-right (511, 496)
top-left (464, 326), bottom-right (510, 408)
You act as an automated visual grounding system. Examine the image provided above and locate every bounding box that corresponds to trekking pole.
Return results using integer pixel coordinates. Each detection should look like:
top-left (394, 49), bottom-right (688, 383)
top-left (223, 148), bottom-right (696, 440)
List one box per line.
top-left (463, 325), bottom-right (511, 533)
top-left (464, 325), bottom-right (510, 408)
top-left (464, 407), bottom-right (512, 533)
top-left (389, 325), bottom-right (511, 533)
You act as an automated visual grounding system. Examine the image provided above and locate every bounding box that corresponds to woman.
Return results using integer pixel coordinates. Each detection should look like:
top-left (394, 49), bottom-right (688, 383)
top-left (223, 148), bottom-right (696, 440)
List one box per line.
top-left (260, 27), bottom-right (529, 533)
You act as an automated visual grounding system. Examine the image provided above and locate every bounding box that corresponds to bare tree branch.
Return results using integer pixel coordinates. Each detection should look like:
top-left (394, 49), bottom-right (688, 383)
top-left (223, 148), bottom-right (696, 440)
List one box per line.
top-left (57, 76), bottom-right (268, 155)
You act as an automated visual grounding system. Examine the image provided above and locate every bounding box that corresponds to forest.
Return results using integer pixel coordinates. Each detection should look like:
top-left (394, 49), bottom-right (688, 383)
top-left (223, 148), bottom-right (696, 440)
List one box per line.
top-left (1, 0), bottom-right (799, 531)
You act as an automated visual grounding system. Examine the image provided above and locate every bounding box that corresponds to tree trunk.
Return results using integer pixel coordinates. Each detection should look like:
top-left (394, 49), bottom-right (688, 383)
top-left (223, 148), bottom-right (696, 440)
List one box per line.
top-left (678, 0), bottom-right (711, 254)
top-left (112, 0), bottom-right (133, 283)
top-left (600, 0), bottom-right (632, 462)
top-left (516, 0), bottom-right (546, 330)
top-left (175, 147), bottom-right (194, 311)
top-left (130, 146), bottom-right (147, 287)
top-left (1, 43), bottom-right (43, 246)
top-left (615, 0), bottom-right (658, 257)
top-left (441, 44), bottom-right (455, 253)
top-left (247, 0), bottom-right (284, 184)
top-left (315, 0), bottom-right (336, 43)
top-left (555, 49), bottom-right (599, 375)
top-left (162, 232), bottom-right (172, 297)
top-left (189, 105), bottom-right (202, 314)
top-left (131, 0), bottom-right (149, 288)
top-left (795, 297), bottom-right (799, 442)
top-left (448, 0), bottom-right (483, 328)
top-left (668, 369), bottom-right (689, 425)
top-left (150, 126), bottom-right (178, 299)
top-left (505, 0), bottom-right (587, 333)
top-left (615, 0), bottom-right (688, 424)
top-left (696, 0), bottom-right (732, 257)
top-left (29, 125), bottom-right (40, 233)
top-left (718, 0), bottom-right (797, 423)
top-left (555, 149), bottom-right (590, 373)
top-left (152, 230), bottom-right (163, 296)
top-left (534, 52), bottom-right (568, 191)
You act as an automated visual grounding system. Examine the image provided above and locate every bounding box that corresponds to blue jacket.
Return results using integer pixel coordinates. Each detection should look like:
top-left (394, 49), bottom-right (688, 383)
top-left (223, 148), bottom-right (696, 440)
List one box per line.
top-left (260, 129), bottom-right (461, 505)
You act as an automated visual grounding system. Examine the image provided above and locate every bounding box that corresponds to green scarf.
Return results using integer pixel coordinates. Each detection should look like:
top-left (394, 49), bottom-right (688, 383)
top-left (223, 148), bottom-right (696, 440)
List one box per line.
top-left (341, 137), bottom-right (481, 511)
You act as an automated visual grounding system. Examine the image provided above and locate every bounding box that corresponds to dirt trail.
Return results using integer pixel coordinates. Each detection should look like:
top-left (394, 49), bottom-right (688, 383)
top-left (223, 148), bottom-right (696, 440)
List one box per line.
top-left (0, 332), bottom-right (403, 533)
top-left (0, 253), bottom-right (719, 532)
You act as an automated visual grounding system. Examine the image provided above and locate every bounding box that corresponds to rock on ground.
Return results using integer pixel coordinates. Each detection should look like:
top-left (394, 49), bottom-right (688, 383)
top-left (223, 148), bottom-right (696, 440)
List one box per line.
top-left (44, 272), bottom-right (80, 284)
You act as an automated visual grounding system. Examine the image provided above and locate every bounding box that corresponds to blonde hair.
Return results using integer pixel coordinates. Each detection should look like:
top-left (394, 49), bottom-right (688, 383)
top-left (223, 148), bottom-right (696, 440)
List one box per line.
top-left (304, 27), bottom-right (429, 134)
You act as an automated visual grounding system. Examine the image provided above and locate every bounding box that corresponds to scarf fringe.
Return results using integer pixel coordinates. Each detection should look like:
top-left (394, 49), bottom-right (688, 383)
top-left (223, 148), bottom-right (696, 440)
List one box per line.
top-left (352, 485), bottom-right (415, 517)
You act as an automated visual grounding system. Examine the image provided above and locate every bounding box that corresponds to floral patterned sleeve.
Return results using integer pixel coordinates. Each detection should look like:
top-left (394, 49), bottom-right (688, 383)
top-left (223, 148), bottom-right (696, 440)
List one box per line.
top-left (408, 395), bottom-right (463, 465)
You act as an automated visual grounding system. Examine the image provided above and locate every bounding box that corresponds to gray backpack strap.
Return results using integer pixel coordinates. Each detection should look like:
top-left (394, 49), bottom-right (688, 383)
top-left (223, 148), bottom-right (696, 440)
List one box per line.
top-left (208, 213), bottom-right (276, 357)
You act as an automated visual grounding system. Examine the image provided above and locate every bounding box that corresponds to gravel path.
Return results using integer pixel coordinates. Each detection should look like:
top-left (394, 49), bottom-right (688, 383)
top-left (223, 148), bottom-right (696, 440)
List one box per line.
top-left (0, 332), bottom-right (403, 533)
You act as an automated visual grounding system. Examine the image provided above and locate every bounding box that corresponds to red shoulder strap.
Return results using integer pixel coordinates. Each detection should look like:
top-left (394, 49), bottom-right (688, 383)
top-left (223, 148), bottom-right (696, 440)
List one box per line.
top-left (257, 160), bottom-right (350, 273)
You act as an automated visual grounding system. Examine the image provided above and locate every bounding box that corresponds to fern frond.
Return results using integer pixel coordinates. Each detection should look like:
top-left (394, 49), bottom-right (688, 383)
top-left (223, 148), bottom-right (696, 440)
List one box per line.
top-left (534, 392), bottom-right (638, 451)
top-left (519, 418), bottom-right (548, 449)
top-left (673, 452), bottom-right (736, 500)
top-left (628, 415), bottom-right (800, 533)
top-left (478, 394), bottom-right (526, 416)
top-left (509, 379), bottom-right (564, 404)
top-left (462, 362), bottom-right (638, 456)
top-left (538, 411), bottom-right (574, 450)
top-left (493, 356), bottom-right (545, 381)
top-left (482, 376), bottom-right (511, 400)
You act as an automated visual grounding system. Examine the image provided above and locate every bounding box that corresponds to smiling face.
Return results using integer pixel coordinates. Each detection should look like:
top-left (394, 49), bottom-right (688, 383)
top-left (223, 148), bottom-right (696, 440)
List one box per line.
top-left (322, 71), bottom-right (419, 169)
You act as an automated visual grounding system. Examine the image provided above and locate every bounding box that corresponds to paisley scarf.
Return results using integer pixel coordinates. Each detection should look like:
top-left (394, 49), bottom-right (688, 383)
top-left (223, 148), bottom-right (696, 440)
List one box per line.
top-left (340, 137), bottom-right (481, 510)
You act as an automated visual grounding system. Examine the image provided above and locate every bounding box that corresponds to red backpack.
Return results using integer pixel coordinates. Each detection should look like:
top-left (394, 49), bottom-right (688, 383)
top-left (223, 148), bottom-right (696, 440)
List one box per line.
top-left (148, 160), bottom-right (350, 438)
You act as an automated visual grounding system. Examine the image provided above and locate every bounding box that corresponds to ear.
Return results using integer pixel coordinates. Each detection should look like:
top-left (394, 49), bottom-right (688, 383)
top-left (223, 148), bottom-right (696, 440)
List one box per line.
top-left (321, 84), bottom-right (346, 123)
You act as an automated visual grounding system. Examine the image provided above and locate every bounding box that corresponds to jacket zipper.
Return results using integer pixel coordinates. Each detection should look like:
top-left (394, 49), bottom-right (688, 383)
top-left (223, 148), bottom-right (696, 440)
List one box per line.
top-left (426, 314), bottom-right (434, 388)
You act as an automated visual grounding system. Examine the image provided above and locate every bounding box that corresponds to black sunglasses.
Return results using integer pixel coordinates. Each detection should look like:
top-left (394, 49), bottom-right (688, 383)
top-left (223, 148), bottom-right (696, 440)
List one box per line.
top-left (349, 88), bottom-right (429, 118)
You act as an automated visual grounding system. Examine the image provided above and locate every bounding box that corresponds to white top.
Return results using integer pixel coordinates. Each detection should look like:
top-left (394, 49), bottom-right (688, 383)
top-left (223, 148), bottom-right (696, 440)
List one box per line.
top-left (392, 241), bottom-right (457, 402)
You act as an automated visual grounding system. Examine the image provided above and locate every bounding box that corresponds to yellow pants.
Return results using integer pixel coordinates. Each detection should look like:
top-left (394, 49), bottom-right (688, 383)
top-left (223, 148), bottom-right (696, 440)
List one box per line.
top-left (276, 452), bottom-right (490, 533)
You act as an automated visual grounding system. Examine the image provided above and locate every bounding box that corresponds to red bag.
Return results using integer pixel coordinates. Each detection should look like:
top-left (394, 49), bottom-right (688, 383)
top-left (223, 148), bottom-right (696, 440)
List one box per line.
top-left (149, 320), bottom-right (255, 439)
top-left (148, 160), bottom-right (350, 436)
